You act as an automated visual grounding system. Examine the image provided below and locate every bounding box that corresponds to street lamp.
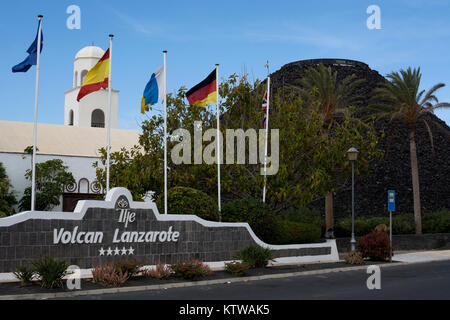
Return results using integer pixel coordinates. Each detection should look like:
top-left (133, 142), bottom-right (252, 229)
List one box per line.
top-left (347, 147), bottom-right (359, 252)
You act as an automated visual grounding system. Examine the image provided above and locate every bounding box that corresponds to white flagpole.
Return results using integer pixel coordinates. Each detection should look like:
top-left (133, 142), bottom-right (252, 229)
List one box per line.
top-left (106, 34), bottom-right (114, 194)
top-left (216, 64), bottom-right (222, 218)
top-left (163, 50), bottom-right (168, 215)
top-left (31, 15), bottom-right (43, 212)
top-left (262, 76), bottom-right (271, 203)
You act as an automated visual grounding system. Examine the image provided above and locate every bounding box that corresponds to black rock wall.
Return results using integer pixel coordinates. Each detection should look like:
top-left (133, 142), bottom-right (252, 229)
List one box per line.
top-left (270, 58), bottom-right (450, 219)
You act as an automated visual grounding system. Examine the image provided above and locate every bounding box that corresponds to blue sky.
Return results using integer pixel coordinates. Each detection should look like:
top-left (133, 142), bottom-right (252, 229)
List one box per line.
top-left (1, 0), bottom-right (450, 130)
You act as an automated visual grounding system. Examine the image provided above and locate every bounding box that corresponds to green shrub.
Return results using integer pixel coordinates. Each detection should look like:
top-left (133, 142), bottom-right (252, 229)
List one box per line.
top-left (423, 209), bottom-right (450, 234)
top-left (335, 211), bottom-right (450, 237)
top-left (357, 231), bottom-right (392, 261)
top-left (280, 207), bottom-right (324, 232)
top-left (19, 159), bottom-right (75, 211)
top-left (13, 265), bottom-right (35, 286)
top-left (156, 187), bottom-right (220, 221)
top-left (92, 263), bottom-right (129, 287)
top-left (345, 251), bottom-right (365, 265)
top-left (335, 217), bottom-right (389, 238)
top-left (222, 198), bottom-right (276, 243)
top-left (272, 218), bottom-right (322, 244)
top-left (224, 261), bottom-right (250, 277)
top-left (32, 256), bottom-right (70, 289)
top-left (0, 162), bottom-right (17, 217)
top-left (170, 260), bottom-right (212, 280)
top-left (114, 258), bottom-right (142, 279)
top-left (392, 214), bottom-right (415, 234)
top-left (234, 246), bottom-right (273, 268)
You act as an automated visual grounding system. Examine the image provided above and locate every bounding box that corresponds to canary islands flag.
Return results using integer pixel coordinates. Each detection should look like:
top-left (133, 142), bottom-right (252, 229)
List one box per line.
top-left (12, 20), bottom-right (44, 73)
top-left (141, 66), bottom-right (165, 114)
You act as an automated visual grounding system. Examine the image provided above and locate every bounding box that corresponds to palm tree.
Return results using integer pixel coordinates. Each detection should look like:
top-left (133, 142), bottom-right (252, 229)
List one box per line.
top-left (370, 67), bottom-right (450, 234)
top-left (299, 64), bottom-right (364, 238)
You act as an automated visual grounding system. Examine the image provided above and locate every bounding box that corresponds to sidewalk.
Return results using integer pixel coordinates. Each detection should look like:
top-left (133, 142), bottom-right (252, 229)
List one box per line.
top-left (392, 250), bottom-right (450, 263)
top-left (339, 249), bottom-right (450, 263)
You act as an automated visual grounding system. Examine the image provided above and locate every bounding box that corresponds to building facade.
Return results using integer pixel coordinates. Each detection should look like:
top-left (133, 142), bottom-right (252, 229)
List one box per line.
top-left (0, 46), bottom-right (139, 213)
top-left (64, 46), bottom-right (119, 128)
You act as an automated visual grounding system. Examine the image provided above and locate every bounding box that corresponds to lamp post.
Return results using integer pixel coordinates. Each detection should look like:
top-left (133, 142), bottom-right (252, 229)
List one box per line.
top-left (347, 147), bottom-right (359, 252)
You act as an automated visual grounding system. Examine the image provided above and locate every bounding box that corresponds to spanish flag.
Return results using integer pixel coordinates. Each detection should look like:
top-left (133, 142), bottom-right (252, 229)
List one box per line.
top-left (186, 69), bottom-right (217, 107)
top-left (77, 49), bottom-right (110, 101)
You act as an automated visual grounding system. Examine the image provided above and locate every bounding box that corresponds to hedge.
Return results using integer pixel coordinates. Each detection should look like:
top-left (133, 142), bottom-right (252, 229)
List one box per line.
top-left (156, 187), bottom-right (220, 221)
top-left (335, 209), bottom-right (450, 237)
top-left (222, 199), bottom-right (322, 244)
top-left (271, 218), bottom-right (322, 244)
top-left (221, 198), bottom-right (275, 243)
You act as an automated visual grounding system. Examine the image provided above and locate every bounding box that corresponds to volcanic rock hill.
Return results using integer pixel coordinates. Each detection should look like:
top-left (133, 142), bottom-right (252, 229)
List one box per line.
top-left (270, 58), bottom-right (450, 219)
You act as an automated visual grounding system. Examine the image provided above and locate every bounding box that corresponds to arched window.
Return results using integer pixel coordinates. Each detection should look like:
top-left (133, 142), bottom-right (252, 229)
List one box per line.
top-left (78, 178), bottom-right (90, 194)
top-left (91, 109), bottom-right (105, 128)
top-left (69, 110), bottom-right (74, 126)
top-left (80, 70), bottom-right (88, 85)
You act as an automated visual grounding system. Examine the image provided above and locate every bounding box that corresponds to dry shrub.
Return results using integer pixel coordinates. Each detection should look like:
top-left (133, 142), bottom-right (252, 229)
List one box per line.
top-left (170, 260), bottom-right (212, 280)
top-left (374, 224), bottom-right (388, 233)
top-left (225, 261), bottom-right (250, 276)
top-left (357, 230), bottom-right (392, 261)
top-left (92, 263), bottom-right (129, 287)
top-left (143, 263), bottom-right (172, 280)
top-left (114, 258), bottom-right (142, 279)
top-left (345, 251), bottom-right (365, 265)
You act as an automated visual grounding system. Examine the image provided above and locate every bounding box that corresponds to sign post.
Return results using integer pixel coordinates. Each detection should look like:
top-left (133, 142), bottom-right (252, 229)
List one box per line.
top-left (387, 190), bottom-right (395, 262)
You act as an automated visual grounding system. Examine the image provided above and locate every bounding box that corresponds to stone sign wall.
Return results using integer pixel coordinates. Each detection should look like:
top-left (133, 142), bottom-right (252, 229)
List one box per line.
top-left (0, 188), bottom-right (338, 273)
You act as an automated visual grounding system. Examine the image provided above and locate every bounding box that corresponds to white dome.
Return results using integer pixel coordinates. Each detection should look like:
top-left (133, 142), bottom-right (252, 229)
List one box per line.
top-left (75, 46), bottom-right (105, 59)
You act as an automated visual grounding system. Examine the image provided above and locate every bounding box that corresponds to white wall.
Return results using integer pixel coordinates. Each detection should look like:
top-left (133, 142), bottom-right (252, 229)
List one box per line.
top-left (64, 89), bottom-right (119, 129)
top-left (0, 152), bottom-right (104, 212)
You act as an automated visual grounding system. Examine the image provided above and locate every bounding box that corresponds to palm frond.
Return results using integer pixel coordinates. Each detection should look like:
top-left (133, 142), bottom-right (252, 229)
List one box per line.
top-left (420, 83), bottom-right (445, 105)
top-left (421, 119), bottom-right (435, 156)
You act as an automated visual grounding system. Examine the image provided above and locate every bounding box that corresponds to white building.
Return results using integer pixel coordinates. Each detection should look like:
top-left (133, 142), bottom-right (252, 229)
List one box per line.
top-left (64, 46), bottom-right (119, 128)
top-left (0, 46), bottom-right (140, 212)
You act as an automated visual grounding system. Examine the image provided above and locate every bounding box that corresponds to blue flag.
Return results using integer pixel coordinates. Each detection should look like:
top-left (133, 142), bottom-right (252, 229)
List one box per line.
top-left (12, 20), bottom-right (44, 73)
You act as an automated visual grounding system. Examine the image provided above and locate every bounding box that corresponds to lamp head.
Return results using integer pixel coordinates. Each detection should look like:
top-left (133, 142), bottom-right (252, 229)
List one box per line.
top-left (347, 147), bottom-right (359, 161)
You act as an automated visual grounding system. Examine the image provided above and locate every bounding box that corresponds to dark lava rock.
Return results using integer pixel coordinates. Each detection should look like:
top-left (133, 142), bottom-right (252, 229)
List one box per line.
top-left (270, 58), bottom-right (450, 219)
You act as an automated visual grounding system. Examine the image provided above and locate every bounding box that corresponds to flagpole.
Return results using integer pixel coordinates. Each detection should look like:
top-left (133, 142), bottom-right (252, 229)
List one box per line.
top-left (216, 64), bottom-right (222, 219)
top-left (262, 76), bottom-right (271, 203)
top-left (31, 15), bottom-right (43, 212)
top-left (106, 34), bottom-right (114, 194)
top-left (163, 50), bottom-right (168, 215)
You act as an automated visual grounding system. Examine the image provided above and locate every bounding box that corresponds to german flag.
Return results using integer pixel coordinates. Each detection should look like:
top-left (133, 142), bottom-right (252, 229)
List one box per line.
top-left (77, 49), bottom-right (110, 101)
top-left (186, 69), bottom-right (217, 107)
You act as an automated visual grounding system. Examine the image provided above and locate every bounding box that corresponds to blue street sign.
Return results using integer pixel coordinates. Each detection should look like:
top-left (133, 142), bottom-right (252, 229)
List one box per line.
top-left (388, 190), bottom-right (395, 212)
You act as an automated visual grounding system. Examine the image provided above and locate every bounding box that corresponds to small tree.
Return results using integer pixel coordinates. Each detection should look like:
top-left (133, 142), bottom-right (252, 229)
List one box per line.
top-left (0, 162), bottom-right (17, 217)
top-left (19, 159), bottom-right (75, 211)
top-left (298, 64), bottom-right (366, 238)
top-left (92, 73), bottom-right (382, 217)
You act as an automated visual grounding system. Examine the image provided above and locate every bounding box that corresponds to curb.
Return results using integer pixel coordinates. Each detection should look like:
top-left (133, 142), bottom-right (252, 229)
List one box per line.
top-left (0, 261), bottom-right (410, 300)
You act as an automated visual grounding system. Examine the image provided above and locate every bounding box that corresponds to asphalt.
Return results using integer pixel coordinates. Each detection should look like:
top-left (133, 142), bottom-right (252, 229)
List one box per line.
top-left (62, 259), bottom-right (450, 300)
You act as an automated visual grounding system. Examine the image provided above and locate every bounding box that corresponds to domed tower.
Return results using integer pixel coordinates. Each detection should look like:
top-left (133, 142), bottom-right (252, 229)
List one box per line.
top-left (64, 46), bottom-right (119, 128)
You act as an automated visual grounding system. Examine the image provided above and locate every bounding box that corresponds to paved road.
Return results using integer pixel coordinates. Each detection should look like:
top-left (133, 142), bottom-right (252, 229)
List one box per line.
top-left (64, 260), bottom-right (450, 300)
